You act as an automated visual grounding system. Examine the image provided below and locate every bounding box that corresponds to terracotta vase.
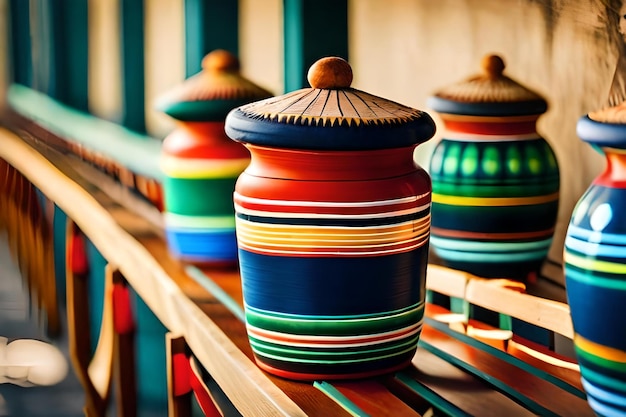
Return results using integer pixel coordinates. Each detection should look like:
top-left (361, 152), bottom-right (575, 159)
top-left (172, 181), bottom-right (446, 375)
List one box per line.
top-left (156, 50), bottom-right (272, 266)
top-left (427, 54), bottom-right (559, 281)
top-left (564, 105), bottom-right (626, 417)
top-left (224, 57), bottom-right (436, 380)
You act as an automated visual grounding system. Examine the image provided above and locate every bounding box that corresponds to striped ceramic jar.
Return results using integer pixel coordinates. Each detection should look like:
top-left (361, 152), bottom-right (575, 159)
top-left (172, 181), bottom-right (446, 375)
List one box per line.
top-left (564, 111), bottom-right (626, 417)
top-left (225, 57), bottom-right (436, 380)
top-left (156, 50), bottom-right (272, 265)
top-left (428, 55), bottom-right (559, 281)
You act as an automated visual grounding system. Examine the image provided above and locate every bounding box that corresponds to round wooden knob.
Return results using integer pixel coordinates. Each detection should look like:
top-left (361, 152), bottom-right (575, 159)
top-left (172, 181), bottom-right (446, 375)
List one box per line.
top-left (481, 54), bottom-right (505, 78)
top-left (202, 49), bottom-right (240, 73)
top-left (307, 57), bottom-right (353, 89)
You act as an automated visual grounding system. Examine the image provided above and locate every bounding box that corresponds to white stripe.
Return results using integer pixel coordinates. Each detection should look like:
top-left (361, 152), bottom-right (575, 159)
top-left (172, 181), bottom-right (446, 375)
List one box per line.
top-left (234, 192), bottom-right (431, 208)
top-left (246, 322), bottom-right (423, 348)
top-left (234, 203), bottom-right (431, 220)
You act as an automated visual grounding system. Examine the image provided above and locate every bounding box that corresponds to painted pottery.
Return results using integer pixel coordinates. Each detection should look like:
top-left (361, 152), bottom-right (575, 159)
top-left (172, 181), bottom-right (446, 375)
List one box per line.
top-left (564, 105), bottom-right (626, 417)
top-left (156, 50), bottom-right (272, 265)
top-left (427, 54), bottom-right (559, 281)
top-left (224, 57), bottom-right (436, 380)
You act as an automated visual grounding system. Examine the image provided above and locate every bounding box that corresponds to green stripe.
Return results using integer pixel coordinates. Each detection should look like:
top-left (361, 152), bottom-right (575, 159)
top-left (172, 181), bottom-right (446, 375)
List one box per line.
top-left (432, 181), bottom-right (559, 198)
top-left (575, 346), bottom-right (626, 373)
top-left (395, 372), bottom-right (472, 417)
top-left (252, 341), bottom-right (417, 365)
top-left (314, 381), bottom-right (370, 417)
top-left (246, 305), bottom-right (424, 336)
top-left (564, 266), bottom-right (626, 291)
top-left (164, 213), bottom-right (236, 229)
top-left (163, 177), bottom-right (237, 215)
top-left (582, 366), bottom-right (626, 393)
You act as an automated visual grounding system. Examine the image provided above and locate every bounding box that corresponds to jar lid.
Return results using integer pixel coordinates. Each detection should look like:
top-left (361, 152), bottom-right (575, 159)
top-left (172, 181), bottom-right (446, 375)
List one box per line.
top-left (577, 102), bottom-right (626, 148)
top-left (427, 54), bottom-right (548, 117)
top-left (155, 49), bottom-right (273, 122)
top-left (224, 57), bottom-right (436, 150)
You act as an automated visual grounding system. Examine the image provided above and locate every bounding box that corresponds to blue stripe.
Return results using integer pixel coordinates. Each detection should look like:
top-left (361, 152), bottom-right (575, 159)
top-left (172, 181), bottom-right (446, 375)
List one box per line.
top-left (433, 247), bottom-right (547, 263)
top-left (566, 225), bottom-right (626, 246)
top-left (582, 379), bottom-right (626, 408)
top-left (238, 248), bottom-right (427, 316)
top-left (166, 230), bottom-right (238, 260)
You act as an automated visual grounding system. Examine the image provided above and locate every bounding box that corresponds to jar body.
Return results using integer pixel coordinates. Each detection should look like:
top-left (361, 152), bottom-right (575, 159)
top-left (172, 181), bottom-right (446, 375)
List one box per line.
top-left (429, 115), bottom-right (559, 280)
top-left (235, 145), bottom-right (431, 380)
top-left (161, 121), bottom-right (250, 265)
top-left (564, 150), bottom-right (626, 417)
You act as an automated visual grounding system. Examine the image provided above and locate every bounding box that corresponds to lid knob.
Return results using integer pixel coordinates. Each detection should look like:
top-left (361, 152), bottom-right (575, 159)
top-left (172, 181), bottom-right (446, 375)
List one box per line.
top-left (307, 57), bottom-right (353, 89)
top-left (481, 54), bottom-right (505, 79)
top-left (202, 49), bottom-right (240, 73)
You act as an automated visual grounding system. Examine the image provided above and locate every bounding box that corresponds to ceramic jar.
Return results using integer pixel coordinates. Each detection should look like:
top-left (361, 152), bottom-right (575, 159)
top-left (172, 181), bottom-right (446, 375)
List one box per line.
top-left (156, 50), bottom-right (272, 265)
top-left (224, 57), bottom-right (436, 380)
top-left (564, 105), bottom-right (626, 417)
top-left (427, 54), bottom-right (559, 281)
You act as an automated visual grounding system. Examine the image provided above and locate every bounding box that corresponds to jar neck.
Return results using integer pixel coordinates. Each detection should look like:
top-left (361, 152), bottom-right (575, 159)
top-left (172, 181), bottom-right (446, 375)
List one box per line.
top-left (595, 148), bottom-right (626, 187)
top-left (244, 144), bottom-right (420, 181)
top-left (439, 113), bottom-right (540, 139)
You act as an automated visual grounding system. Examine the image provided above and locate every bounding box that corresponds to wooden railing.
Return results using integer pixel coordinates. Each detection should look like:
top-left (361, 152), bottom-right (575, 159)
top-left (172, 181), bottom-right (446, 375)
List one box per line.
top-left (0, 104), bottom-right (593, 416)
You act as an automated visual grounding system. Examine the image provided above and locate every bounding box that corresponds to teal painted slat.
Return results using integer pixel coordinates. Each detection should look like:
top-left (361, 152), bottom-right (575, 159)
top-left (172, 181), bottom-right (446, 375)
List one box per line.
top-left (283, 0), bottom-right (348, 92)
top-left (184, 0), bottom-right (239, 77)
top-left (395, 372), bottom-right (472, 417)
top-left (8, 0), bottom-right (32, 87)
top-left (424, 316), bottom-right (586, 400)
top-left (120, 0), bottom-right (146, 133)
top-left (48, 0), bottom-right (89, 111)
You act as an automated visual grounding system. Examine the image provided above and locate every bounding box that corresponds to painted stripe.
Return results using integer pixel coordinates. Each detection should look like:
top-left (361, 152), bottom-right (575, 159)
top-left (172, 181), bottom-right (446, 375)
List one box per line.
top-left (161, 155), bottom-right (249, 178)
top-left (235, 203), bottom-right (431, 220)
top-left (246, 302), bottom-right (423, 321)
top-left (575, 334), bottom-right (626, 363)
top-left (582, 367), bottom-right (626, 395)
top-left (442, 132), bottom-right (541, 142)
top-left (564, 267), bottom-right (626, 290)
top-left (431, 226), bottom-right (554, 240)
top-left (587, 396), bottom-right (626, 417)
top-left (582, 379), bottom-right (626, 407)
top-left (565, 236), bottom-right (626, 258)
top-left (237, 235), bottom-right (429, 256)
top-left (234, 192), bottom-right (430, 208)
top-left (164, 213), bottom-right (236, 229)
top-left (246, 323), bottom-right (422, 348)
top-left (564, 251), bottom-right (626, 275)
top-left (236, 223), bottom-right (430, 248)
top-left (314, 381), bottom-right (369, 417)
top-left (432, 192), bottom-right (559, 207)
top-left (237, 217), bottom-right (429, 237)
top-left (430, 236), bottom-right (552, 252)
top-left (432, 247), bottom-right (547, 263)
top-left (251, 340), bottom-right (418, 365)
top-left (566, 225), bottom-right (626, 245)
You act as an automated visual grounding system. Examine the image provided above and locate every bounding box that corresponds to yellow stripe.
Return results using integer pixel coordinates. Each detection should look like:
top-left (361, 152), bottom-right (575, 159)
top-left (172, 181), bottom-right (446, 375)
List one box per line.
top-left (160, 156), bottom-right (249, 178)
top-left (236, 217), bottom-right (430, 237)
top-left (575, 334), bottom-right (626, 363)
top-left (432, 192), bottom-right (559, 207)
top-left (564, 252), bottom-right (626, 275)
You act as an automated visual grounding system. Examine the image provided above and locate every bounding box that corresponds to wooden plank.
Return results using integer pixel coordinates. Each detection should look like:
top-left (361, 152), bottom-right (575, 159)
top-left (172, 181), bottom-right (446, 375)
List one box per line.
top-left (0, 127), bottom-right (307, 417)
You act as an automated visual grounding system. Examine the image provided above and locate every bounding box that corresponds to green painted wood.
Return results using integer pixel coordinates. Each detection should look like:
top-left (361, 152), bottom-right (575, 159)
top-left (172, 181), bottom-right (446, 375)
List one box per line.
top-left (7, 0), bottom-right (32, 87)
top-left (184, 0), bottom-right (239, 77)
top-left (48, 0), bottom-right (89, 111)
top-left (120, 0), bottom-right (146, 133)
top-left (283, 0), bottom-right (348, 92)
